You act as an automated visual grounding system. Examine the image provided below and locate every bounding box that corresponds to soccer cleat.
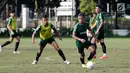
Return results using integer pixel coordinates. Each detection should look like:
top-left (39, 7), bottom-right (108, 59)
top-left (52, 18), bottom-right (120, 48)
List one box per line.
top-left (32, 60), bottom-right (38, 64)
top-left (13, 51), bottom-right (21, 54)
top-left (82, 64), bottom-right (87, 68)
top-left (93, 55), bottom-right (96, 59)
top-left (0, 45), bottom-right (2, 52)
top-left (99, 55), bottom-right (107, 59)
top-left (64, 60), bottom-right (70, 65)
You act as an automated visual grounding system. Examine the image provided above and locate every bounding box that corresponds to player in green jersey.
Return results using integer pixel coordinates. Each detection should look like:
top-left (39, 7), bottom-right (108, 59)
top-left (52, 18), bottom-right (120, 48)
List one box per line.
top-left (72, 13), bottom-right (96, 68)
top-left (32, 15), bottom-right (70, 65)
top-left (0, 10), bottom-right (20, 54)
top-left (91, 5), bottom-right (107, 59)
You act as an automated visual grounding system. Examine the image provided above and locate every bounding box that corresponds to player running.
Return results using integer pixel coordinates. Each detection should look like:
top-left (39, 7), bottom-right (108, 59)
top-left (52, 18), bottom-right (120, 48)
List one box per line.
top-left (91, 5), bottom-right (107, 59)
top-left (0, 10), bottom-right (20, 54)
top-left (72, 13), bottom-right (96, 68)
top-left (32, 15), bottom-right (70, 65)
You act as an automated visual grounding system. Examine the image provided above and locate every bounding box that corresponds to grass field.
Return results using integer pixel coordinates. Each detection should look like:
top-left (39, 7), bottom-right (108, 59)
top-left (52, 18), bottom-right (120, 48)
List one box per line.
top-left (0, 38), bottom-right (130, 73)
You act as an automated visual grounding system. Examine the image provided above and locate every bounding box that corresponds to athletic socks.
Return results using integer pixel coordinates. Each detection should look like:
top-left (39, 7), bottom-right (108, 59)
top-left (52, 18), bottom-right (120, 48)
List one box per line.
top-left (100, 42), bottom-right (106, 53)
top-left (36, 52), bottom-right (41, 61)
top-left (88, 51), bottom-right (96, 61)
top-left (80, 57), bottom-right (85, 64)
top-left (58, 49), bottom-right (66, 61)
top-left (14, 42), bottom-right (20, 51)
top-left (1, 41), bottom-right (11, 48)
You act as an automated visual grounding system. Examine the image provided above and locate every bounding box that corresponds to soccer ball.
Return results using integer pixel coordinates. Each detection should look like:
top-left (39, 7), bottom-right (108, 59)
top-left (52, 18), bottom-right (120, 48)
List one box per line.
top-left (86, 61), bottom-right (94, 69)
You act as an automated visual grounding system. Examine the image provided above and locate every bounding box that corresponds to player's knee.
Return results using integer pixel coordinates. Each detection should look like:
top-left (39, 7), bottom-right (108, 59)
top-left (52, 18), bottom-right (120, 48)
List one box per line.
top-left (88, 46), bottom-right (95, 53)
top-left (16, 38), bottom-right (20, 42)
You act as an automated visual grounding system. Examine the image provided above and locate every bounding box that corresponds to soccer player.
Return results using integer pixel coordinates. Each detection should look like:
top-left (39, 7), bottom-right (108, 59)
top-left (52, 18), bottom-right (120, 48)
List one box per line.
top-left (0, 10), bottom-right (20, 54)
top-left (89, 12), bottom-right (97, 58)
top-left (91, 5), bottom-right (107, 59)
top-left (72, 13), bottom-right (96, 68)
top-left (32, 15), bottom-right (70, 65)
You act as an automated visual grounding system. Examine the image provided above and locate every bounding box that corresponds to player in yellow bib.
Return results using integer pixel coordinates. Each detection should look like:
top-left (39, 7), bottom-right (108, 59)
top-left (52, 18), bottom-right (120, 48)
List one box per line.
top-left (32, 15), bottom-right (70, 64)
top-left (0, 10), bottom-right (20, 53)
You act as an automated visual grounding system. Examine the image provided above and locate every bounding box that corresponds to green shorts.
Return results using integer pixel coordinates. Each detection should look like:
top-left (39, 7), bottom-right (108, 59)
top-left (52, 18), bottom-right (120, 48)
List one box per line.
top-left (39, 37), bottom-right (55, 47)
top-left (10, 30), bottom-right (19, 38)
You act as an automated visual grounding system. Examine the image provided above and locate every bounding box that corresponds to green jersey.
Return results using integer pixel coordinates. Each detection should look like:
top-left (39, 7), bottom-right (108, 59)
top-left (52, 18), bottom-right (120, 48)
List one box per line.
top-left (8, 17), bottom-right (16, 31)
top-left (73, 22), bottom-right (90, 47)
top-left (95, 13), bottom-right (104, 32)
top-left (34, 23), bottom-right (55, 40)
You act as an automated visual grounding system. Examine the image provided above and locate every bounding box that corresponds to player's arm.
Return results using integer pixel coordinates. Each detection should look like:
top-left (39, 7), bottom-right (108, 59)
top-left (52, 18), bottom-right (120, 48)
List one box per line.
top-left (96, 14), bottom-right (104, 34)
top-left (32, 25), bottom-right (41, 44)
top-left (72, 25), bottom-right (85, 43)
top-left (51, 24), bottom-right (62, 40)
top-left (7, 18), bottom-right (14, 35)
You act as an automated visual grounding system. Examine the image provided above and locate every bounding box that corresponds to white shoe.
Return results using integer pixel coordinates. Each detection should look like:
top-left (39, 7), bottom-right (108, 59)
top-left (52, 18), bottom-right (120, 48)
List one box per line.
top-left (0, 45), bottom-right (2, 52)
top-left (13, 51), bottom-right (21, 54)
top-left (64, 60), bottom-right (70, 65)
top-left (32, 60), bottom-right (38, 64)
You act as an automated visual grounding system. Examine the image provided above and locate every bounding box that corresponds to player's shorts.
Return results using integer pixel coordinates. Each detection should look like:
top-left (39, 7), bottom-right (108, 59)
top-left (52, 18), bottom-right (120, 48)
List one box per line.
top-left (39, 37), bottom-right (55, 47)
top-left (10, 31), bottom-right (19, 38)
top-left (77, 41), bottom-right (92, 54)
top-left (76, 41), bottom-right (92, 49)
top-left (96, 31), bottom-right (104, 40)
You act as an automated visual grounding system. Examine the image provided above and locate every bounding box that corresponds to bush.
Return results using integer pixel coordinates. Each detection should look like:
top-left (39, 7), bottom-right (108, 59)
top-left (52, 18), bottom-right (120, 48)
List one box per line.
top-left (58, 27), bottom-right (73, 37)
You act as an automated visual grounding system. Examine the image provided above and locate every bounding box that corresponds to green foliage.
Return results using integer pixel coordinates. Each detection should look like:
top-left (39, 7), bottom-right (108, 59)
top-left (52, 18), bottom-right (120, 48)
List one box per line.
top-left (79, 0), bottom-right (96, 15)
top-left (59, 27), bottom-right (73, 37)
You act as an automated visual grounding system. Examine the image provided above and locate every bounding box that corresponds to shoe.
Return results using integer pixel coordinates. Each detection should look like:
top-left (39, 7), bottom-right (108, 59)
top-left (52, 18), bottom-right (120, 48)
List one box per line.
top-left (64, 60), bottom-right (70, 65)
top-left (99, 55), bottom-right (107, 59)
top-left (0, 45), bottom-right (2, 52)
top-left (82, 64), bottom-right (87, 68)
top-left (32, 60), bottom-right (38, 64)
top-left (93, 55), bottom-right (96, 59)
top-left (13, 51), bottom-right (21, 54)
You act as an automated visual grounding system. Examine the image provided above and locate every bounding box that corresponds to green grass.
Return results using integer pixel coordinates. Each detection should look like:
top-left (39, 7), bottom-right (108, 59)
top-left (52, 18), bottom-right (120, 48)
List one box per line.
top-left (0, 38), bottom-right (130, 73)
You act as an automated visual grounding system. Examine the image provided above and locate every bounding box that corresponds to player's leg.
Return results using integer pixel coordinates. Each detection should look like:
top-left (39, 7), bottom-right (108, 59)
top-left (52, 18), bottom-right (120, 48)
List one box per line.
top-left (86, 42), bottom-right (96, 61)
top-left (98, 32), bottom-right (107, 59)
top-left (99, 39), bottom-right (107, 59)
top-left (77, 46), bottom-right (86, 68)
top-left (91, 37), bottom-right (97, 58)
top-left (13, 36), bottom-right (20, 53)
top-left (49, 39), bottom-right (70, 64)
top-left (32, 40), bottom-right (47, 64)
top-left (0, 37), bottom-right (14, 51)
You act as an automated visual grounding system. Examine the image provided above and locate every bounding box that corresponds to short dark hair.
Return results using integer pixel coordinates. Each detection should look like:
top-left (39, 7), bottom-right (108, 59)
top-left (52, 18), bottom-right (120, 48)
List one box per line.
top-left (10, 10), bottom-right (15, 13)
top-left (42, 15), bottom-right (48, 19)
top-left (78, 13), bottom-right (85, 17)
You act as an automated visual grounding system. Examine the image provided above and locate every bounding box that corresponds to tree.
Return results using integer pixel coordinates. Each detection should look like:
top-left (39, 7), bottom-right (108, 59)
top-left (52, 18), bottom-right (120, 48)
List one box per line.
top-left (79, 0), bottom-right (96, 15)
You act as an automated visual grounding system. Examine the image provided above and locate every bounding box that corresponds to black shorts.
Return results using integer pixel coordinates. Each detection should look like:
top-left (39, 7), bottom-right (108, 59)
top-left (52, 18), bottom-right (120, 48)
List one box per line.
top-left (10, 32), bottom-right (19, 38)
top-left (97, 31), bottom-right (104, 40)
top-left (39, 37), bottom-right (55, 47)
top-left (77, 41), bottom-right (92, 54)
